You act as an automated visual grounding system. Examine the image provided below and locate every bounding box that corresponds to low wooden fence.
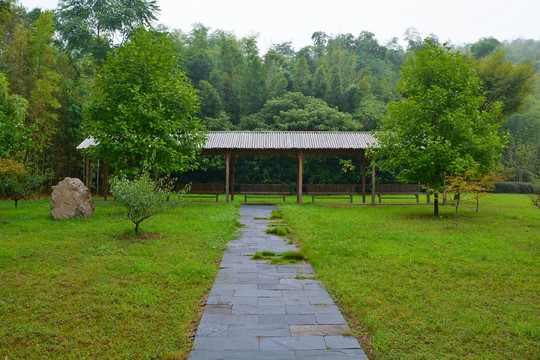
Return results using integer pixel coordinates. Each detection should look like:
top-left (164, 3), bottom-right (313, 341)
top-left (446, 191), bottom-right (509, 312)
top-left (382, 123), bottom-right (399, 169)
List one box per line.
top-left (238, 183), bottom-right (293, 202)
top-left (176, 183), bottom-right (224, 202)
top-left (174, 183), bottom-right (430, 204)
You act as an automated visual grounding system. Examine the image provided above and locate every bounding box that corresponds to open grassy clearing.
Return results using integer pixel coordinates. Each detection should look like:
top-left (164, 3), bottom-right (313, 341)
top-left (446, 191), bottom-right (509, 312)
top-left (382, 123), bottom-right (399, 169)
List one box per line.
top-left (0, 199), bottom-right (240, 359)
top-left (280, 194), bottom-right (539, 359)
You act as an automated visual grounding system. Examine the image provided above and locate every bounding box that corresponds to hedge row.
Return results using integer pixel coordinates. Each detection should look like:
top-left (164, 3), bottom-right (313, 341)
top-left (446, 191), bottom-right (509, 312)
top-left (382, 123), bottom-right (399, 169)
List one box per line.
top-left (492, 182), bottom-right (539, 194)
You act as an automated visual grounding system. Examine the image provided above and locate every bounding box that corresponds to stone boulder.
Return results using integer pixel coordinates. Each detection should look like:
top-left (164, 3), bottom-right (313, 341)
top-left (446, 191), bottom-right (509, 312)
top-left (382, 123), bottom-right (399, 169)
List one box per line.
top-left (50, 177), bottom-right (95, 219)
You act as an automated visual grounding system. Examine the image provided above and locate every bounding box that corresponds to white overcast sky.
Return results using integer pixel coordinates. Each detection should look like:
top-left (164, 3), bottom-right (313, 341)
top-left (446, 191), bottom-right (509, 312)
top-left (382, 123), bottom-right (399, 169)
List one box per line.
top-left (19, 0), bottom-right (540, 52)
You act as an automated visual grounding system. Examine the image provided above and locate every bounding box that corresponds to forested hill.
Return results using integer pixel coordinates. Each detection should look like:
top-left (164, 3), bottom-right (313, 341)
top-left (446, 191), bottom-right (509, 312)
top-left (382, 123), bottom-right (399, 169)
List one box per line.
top-left (0, 1), bottom-right (538, 184)
top-left (179, 27), bottom-right (538, 141)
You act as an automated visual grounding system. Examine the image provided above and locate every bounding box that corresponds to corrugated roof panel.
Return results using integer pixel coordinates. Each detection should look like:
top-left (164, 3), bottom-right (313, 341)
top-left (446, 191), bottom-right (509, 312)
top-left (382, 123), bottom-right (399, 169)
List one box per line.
top-left (203, 131), bottom-right (377, 150)
top-left (77, 131), bottom-right (378, 150)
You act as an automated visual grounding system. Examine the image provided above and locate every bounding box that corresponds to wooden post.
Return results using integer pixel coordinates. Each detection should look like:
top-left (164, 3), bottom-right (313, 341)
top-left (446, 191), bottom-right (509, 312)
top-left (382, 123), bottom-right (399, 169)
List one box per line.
top-left (225, 152), bottom-right (230, 203)
top-left (103, 159), bottom-right (109, 201)
top-left (371, 157), bottom-right (376, 206)
top-left (96, 159), bottom-right (100, 198)
top-left (231, 155), bottom-right (235, 201)
top-left (85, 155), bottom-right (90, 189)
top-left (362, 152), bottom-right (366, 203)
top-left (297, 151), bottom-right (303, 204)
top-left (154, 169), bottom-right (158, 184)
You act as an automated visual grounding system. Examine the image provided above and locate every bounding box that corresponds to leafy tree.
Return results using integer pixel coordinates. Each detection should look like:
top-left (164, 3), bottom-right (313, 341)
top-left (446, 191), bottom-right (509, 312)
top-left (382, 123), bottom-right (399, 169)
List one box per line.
top-left (271, 41), bottom-right (295, 58)
top-left (84, 29), bottom-right (205, 176)
top-left (268, 72), bottom-right (288, 99)
top-left (239, 37), bottom-right (265, 116)
top-left (471, 37), bottom-right (500, 58)
top-left (293, 56), bottom-right (309, 94)
top-left (353, 94), bottom-right (387, 130)
top-left (312, 61), bottom-right (329, 99)
top-left (0, 73), bottom-right (28, 158)
top-left (55, 0), bottom-right (159, 61)
top-left (239, 92), bottom-right (360, 131)
top-left (198, 80), bottom-right (222, 119)
top-left (110, 172), bottom-right (182, 234)
top-left (0, 158), bottom-right (46, 208)
top-left (202, 111), bottom-right (235, 131)
top-left (475, 50), bottom-right (536, 120)
top-left (372, 42), bottom-right (506, 215)
top-left (327, 65), bottom-right (343, 108)
top-left (503, 136), bottom-right (539, 182)
top-left (445, 170), bottom-right (501, 229)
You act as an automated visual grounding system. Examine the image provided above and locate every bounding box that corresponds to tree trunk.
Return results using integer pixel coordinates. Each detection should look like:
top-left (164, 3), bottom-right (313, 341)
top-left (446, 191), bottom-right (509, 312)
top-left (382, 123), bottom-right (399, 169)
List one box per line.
top-left (455, 201), bottom-right (460, 229)
top-left (476, 198), bottom-right (479, 212)
top-left (135, 222), bottom-right (139, 234)
top-left (454, 194), bottom-right (461, 229)
top-left (434, 193), bottom-right (439, 215)
top-left (14, 198), bottom-right (18, 209)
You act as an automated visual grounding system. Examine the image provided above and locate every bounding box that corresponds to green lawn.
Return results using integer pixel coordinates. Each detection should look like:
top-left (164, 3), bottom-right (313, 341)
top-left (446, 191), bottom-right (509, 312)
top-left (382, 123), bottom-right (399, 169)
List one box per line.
top-left (0, 199), bottom-right (240, 359)
top-left (281, 194), bottom-right (539, 359)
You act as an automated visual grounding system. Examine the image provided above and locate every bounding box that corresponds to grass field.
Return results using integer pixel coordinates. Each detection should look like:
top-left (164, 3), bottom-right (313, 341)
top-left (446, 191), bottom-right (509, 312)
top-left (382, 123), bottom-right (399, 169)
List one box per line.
top-left (0, 199), bottom-right (239, 359)
top-left (280, 194), bottom-right (539, 359)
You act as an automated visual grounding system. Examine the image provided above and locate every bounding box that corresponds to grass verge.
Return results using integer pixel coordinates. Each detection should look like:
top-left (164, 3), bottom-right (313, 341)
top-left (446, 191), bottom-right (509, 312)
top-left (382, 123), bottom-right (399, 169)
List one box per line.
top-left (280, 194), bottom-right (539, 359)
top-left (0, 199), bottom-right (240, 359)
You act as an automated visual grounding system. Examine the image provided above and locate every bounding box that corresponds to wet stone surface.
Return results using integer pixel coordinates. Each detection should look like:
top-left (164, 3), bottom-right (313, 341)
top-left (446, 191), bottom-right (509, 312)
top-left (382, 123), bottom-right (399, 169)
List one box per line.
top-left (188, 205), bottom-right (368, 360)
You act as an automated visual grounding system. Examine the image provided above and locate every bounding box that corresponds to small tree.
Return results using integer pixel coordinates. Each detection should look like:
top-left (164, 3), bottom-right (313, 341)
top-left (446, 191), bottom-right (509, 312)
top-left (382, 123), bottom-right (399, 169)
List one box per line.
top-left (0, 158), bottom-right (46, 208)
top-left (445, 170), bottom-right (502, 229)
top-left (110, 172), bottom-right (185, 234)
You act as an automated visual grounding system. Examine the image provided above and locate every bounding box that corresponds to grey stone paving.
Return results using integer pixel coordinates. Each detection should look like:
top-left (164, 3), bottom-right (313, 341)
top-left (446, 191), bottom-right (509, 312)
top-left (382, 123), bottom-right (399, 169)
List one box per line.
top-left (188, 205), bottom-right (368, 360)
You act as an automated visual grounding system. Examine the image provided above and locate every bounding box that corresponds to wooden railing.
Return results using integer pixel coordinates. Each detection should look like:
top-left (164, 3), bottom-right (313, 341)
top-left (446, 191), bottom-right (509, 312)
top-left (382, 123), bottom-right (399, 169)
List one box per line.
top-left (370, 184), bottom-right (430, 203)
top-left (176, 183), bottom-right (224, 202)
top-left (305, 184), bottom-right (357, 203)
top-left (174, 183), bottom-right (430, 204)
top-left (237, 183), bottom-right (293, 202)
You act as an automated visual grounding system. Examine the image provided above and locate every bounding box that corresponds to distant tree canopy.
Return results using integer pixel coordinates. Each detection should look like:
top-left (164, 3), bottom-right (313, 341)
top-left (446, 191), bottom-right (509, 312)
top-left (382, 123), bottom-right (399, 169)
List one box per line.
top-left (238, 92), bottom-right (361, 131)
top-left (471, 37), bottom-right (500, 58)
top-left (55, 0), bottom-right (159, 61)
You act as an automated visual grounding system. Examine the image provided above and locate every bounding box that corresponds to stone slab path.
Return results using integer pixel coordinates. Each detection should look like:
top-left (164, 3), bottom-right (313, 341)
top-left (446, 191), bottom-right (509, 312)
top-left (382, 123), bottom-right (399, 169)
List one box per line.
top-left (188, 205), bottom-right (368, 360)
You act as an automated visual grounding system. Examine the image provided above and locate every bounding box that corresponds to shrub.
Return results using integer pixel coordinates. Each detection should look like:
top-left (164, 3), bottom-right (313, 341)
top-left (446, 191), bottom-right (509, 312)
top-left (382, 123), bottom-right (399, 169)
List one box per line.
top-left (492, 182), bottom-right (538, 194)
top-left (0, 159), bottom-right (47, 208)
top-left (110, 172), bottom-right (183, 234)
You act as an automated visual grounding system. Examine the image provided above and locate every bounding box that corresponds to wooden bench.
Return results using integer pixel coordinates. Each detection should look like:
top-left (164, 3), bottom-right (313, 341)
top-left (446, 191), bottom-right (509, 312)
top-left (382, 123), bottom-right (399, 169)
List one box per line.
top-left (176, 183), bottom-right (224, 202)
top-left (305, 184), bottom-right (357, 203)
top-left (374, 184), bottom-right (429, 203)
top-left (238, 184), bottom-right (293, 202)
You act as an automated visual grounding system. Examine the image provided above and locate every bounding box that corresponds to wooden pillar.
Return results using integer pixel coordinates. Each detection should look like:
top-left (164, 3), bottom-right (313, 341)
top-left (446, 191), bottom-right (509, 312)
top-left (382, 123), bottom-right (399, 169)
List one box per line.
top-left (231, 155), bottom-right (235, 201)
top-left (371, 157), bottom-right (376, 206)
top-left (103, 159), bottom-right (109, 201)
top-left (225, 152), bottom-right (230, 203)
top-left (96, 159), bottom-right (100, 198)
top-left (362, 151), bottom-right (367, 204)
top-left (297, 151), bottom-right (303, 204)
top-left (85, 155), bottom-right (90, 189)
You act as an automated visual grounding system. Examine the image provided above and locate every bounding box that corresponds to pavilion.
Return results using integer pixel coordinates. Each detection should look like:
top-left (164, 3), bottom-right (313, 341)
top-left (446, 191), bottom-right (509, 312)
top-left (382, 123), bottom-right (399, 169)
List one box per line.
top-left (77, 131), bottom-right (378, 204)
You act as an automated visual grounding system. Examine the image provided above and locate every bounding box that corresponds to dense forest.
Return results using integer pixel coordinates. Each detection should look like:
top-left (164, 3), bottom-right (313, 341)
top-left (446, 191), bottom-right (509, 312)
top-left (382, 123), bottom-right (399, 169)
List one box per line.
top-left (0, 0), bottom-right (538, 189)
